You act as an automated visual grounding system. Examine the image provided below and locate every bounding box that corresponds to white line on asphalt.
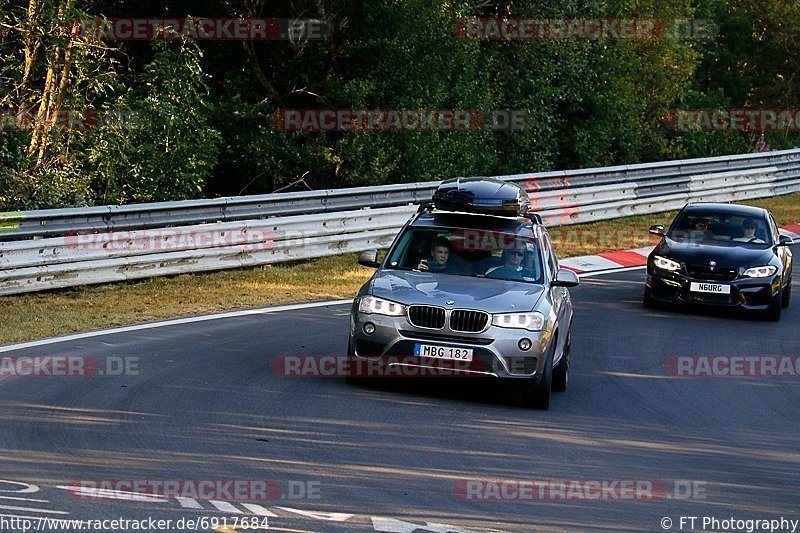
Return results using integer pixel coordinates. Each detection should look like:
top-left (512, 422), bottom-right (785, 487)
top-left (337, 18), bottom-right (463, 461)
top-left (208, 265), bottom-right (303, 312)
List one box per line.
top-left (0, 495), bottom-right (49, 503)
top-left (0, 503), bottom-right (68, 514)
top-left (175, 497), bottom-right (203, 509)
top-left (276, 508), bottom-right (353, 522)
top-left (578, 265), bottom-right (647, 277)
top-left (0, 479), bottom-right (40, 493)
top-left (241, 503), bottom-right (279, 516)
top-left (0, 300), bottom-right (353, 353)
top-left (209, 500), bottom-right (242, 513)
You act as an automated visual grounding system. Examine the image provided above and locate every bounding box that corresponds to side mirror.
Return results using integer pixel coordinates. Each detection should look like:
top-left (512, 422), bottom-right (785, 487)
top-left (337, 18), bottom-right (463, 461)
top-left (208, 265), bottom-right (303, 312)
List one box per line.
top-left (777, 235), bottom-right (794, 247)
top-left (552, 268), bottom-right (580, 287)
top-left (649, 224), bottom-right (666, 237)
top-left (358, 249), bottom-right (380, 268)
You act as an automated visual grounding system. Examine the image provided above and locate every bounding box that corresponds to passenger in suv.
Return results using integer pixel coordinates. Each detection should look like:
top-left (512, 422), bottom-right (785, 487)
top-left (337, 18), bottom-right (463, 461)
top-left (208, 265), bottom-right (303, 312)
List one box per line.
top-left (417, 236), bottom-right (456, 272)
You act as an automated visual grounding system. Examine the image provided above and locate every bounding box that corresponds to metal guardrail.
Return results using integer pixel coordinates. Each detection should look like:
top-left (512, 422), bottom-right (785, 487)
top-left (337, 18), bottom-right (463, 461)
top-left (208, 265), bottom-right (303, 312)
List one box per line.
top-left (1, 148), bottom-right (799, 295)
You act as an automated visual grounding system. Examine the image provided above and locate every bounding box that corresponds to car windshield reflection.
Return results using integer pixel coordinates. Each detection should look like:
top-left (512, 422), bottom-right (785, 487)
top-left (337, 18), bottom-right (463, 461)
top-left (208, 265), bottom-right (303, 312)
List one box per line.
top-left (667, 211), bottom-right (773, 246)
top-left (385, 227), bottom-right (544, 284)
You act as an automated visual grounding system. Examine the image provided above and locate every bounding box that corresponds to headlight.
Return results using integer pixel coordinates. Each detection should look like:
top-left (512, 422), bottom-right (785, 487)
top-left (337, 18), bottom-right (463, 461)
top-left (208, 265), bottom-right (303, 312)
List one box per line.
top-left (742, 265), bottom-right (777, 278)
top-left (358, 296), bottom-right (406, 316)
top-left (492, 312), bottom-right (545, 331)
top-left (653, 255), bottom-right (681, 272)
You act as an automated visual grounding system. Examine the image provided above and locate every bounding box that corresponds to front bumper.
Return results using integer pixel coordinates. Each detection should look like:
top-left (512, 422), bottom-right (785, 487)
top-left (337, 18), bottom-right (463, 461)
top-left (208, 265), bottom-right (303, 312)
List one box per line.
top-left (646, 267), bottom-right (780, 309)
top-left (349, 310), bottom-right (550, 382)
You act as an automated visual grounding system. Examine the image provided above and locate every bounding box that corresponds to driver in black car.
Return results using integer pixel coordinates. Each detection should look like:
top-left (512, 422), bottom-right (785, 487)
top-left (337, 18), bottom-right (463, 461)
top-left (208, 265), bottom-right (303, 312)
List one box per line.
top-left (733, 218), bottom-right (765, 243)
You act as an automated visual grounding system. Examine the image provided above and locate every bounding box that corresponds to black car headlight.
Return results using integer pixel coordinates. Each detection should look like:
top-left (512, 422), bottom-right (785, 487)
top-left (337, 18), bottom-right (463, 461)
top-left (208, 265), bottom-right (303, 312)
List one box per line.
top-left (653, 255), bottom-right (681, 272)
top-left (742, 265), bottom-right (778, 278)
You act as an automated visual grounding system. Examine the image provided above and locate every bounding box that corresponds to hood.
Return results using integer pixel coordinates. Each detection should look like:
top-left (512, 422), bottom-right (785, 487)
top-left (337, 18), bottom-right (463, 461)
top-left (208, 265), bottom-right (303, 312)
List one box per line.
top-left (656, 237), bottom-right (775, 268)
top-left (370, 270), bottom-right (544, 313)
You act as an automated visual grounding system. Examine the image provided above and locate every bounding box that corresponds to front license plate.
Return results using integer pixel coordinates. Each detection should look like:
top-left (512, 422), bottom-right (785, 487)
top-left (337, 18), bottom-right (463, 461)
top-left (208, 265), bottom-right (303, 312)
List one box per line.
top-left (414, 344), bottom-right (473, 362)
top-left (690, 282), bottom-right (731, 294)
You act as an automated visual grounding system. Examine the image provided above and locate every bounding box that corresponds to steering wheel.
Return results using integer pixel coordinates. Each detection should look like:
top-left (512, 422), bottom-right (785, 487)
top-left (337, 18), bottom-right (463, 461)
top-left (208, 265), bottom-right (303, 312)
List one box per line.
top-left (486, 267), bottom-right (525, 281)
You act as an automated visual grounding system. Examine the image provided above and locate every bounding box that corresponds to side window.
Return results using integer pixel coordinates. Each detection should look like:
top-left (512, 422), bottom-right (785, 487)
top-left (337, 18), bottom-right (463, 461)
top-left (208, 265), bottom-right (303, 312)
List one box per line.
top-left (769, 214), bottom-right (780, 243)
top-left (541, 232), bottom-right (558, 279)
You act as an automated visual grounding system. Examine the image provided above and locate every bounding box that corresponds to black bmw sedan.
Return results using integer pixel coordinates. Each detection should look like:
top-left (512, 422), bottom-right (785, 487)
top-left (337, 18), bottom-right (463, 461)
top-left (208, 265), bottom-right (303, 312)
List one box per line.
top-left (644, 202), bottom-right (794, 320)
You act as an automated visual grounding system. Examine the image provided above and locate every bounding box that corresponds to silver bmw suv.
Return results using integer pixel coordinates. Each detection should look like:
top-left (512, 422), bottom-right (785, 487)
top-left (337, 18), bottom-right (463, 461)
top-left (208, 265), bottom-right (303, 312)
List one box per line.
top-left (347, 178), bottom-right (579, 409)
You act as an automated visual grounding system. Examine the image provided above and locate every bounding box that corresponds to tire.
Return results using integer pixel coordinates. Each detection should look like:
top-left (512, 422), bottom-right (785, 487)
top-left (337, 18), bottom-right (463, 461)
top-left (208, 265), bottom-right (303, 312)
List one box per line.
top-left (781, 279), bottom-right (792, 308)
top-left (528, 342), bottom-right (554, 410)
top-left (766, 292), bottom-right (782, 321)
top-left (552, 330), bottom-right (570, 392)
top-left (345, 374), bottom-right (367, 386)
top-left (643, 286), bottom-right (656, 308)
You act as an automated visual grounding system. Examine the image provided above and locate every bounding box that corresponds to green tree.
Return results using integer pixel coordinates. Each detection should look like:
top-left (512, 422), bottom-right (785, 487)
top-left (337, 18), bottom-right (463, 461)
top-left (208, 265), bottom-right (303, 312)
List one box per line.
top-left (88, 41), bottom-right (222, 203)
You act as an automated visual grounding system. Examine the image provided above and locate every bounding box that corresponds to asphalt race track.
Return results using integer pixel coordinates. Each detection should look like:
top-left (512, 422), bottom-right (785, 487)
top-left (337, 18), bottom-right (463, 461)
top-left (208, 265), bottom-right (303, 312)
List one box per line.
top-left (0, 265), bottom-right (798, 532)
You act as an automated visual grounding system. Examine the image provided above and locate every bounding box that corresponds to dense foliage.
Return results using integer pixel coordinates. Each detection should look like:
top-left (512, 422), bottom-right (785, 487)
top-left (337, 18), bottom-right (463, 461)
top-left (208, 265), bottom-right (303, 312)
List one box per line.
top-left (0, 0), bottom-right (798, 209)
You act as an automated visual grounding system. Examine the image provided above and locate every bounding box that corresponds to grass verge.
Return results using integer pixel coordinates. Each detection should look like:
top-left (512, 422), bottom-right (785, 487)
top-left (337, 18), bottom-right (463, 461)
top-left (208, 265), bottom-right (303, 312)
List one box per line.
top-left (2, 193), bottom-right (799, 345)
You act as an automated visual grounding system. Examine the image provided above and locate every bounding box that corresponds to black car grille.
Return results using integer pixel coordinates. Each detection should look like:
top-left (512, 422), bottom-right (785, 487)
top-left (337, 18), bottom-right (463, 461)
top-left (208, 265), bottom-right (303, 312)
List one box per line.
top-left (450, 310), bottom-right (490, 332)
top-left (407, 305), bottom-right (446, 329)
top-left (685, 291), bottom-right (735, 305)
top-left (686, 265), bottom-right (738, 282)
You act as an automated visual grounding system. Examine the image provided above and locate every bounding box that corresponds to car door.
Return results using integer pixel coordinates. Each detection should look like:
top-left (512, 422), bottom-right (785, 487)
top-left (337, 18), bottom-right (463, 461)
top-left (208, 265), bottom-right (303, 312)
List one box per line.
top-left (770, 213), bottom-right (792, 282)
top-left (542, 230), bottom-right (569, 334)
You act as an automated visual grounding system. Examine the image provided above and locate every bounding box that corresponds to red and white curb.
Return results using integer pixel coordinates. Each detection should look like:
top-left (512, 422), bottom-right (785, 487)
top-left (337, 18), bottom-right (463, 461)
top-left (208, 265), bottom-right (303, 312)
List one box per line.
top-left (560, 224), bottom-right (800, 275)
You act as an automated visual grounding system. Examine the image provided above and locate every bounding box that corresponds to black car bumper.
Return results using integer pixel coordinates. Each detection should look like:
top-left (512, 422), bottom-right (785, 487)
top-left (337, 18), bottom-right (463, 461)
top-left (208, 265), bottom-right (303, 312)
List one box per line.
top-left (646, 268), bottom-right (780, 309)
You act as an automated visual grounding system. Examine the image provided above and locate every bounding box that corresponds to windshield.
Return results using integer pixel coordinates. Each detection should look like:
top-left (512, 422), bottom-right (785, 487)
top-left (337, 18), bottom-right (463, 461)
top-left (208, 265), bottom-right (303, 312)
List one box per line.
top-left (385, 227), bottom-right (544, 283)
top-left (667, 211), bottom-right (773, 246)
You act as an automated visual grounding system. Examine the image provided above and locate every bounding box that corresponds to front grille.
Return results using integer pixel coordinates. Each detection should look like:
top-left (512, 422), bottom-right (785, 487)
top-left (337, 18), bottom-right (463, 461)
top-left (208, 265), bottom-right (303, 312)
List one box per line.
top-left (686, 265), bottom-right (738, 282)
top-left (684, 291), bottom-right (735, 305)
top-left (450, 310), bottom-right (490, 332)
top-left (398, 331), bottom-right (494, 345)
top-left (407, 305), bottom-right (446, 329)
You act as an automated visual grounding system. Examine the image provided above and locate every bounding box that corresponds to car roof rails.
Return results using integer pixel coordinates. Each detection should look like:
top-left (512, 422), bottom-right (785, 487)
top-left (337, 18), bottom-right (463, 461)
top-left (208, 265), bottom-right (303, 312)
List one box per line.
top-left (523, 213), bottom-right (543, 224)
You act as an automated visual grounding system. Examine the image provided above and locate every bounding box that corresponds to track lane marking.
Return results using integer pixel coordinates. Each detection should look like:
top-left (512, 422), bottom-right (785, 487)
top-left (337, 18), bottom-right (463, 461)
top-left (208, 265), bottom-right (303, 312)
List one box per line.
top-left (0, 503), bottom-right (68, 514)
top-left (0, 495), bottom-right (49, 502)
top-left (0, 300), bottom-right (353, 353)
top-left (210, 500), bottom-right (242, 513)
top-left (175, 497), bottom-right (203, 509)
top-left (240, 503), bottom-right (278, 516)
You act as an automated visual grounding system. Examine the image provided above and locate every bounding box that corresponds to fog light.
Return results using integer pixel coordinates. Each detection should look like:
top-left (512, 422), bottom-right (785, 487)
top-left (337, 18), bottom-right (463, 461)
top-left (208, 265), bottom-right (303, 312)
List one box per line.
top-left (518, 338), bottom-right (532, 351)
top-left (363, 323), bottom-right (376, 335)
